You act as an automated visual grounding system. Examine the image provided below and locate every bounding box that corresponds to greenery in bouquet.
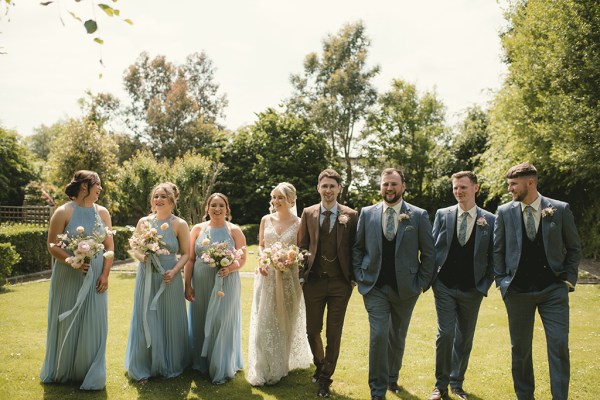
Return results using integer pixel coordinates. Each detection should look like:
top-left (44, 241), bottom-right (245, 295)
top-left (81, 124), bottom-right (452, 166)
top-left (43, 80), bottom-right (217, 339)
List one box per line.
top-left (258, 241), bottom-right (308, 272)
top-left (51, 225), bottom-right (115, 271)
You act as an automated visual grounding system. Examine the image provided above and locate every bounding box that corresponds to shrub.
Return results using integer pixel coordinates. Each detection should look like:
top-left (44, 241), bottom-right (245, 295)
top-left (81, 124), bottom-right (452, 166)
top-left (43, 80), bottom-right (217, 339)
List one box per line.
top-left (0, 224), bottom-right (49, 275)
top-left (0, 243), bottom-right (20, 285)
top-left (112, 226), bottom-right (132, 260)
top-left (240, 224), bottom-right (259, 246)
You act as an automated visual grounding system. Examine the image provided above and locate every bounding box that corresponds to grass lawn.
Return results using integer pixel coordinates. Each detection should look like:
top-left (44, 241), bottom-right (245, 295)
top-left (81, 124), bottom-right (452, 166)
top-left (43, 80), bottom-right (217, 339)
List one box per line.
top-left (0, 268), bottom-right (598, 399)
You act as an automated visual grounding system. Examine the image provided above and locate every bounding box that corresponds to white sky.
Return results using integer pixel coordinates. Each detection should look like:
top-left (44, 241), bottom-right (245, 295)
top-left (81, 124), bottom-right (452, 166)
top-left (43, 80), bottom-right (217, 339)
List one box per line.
top-left (0, 0), bottom-right (508, 136)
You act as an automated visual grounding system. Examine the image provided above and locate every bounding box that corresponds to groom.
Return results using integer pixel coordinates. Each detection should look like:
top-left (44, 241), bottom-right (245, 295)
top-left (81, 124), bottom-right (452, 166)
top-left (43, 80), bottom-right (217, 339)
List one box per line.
top-left (353, 167), bottom-right (434, 400)
top-left (298, 168), bottom-right (358, 398)
top-left (494, 162), bottom-right (581, 400)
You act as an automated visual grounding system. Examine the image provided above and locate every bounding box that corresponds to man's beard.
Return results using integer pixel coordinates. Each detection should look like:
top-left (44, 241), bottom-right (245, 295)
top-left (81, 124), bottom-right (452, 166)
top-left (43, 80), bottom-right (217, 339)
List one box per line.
top-left (382, 193), bottom-right (401, 204)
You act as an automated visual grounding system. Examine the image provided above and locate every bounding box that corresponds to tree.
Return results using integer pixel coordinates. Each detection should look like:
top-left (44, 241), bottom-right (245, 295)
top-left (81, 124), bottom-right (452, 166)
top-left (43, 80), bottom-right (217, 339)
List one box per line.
top-left (218, 109), bottom-right (330, 225)
top-left (363, 79), bottom-right (447, 209)
top-left (45, 118), bottom-right (119, 211)
top-left (0, 126), bottom-right (36, 205)
top-left (288, 21), bottom-right (379, 202)
top-left (123, 52), bottom-right (228, 160)
top-left (24, 122), bottom-right (62, 161)
top-left (112, 150), bottom-right (165, 225)
top-left (480, 0), bottom-right (600, 256)
top-left (171, 152), bottom-right (222, 224)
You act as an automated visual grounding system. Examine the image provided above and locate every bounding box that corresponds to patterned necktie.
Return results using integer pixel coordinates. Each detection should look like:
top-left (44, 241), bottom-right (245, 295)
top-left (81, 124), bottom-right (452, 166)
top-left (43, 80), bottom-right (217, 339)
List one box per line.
top-left (525, 205), bottom-right (536, 241)
top-left (321, 210), bottom-right (332, 234)
top-left (458, 212), bottom-right (469, 246)
top-left (385, 207), bottom-right (396, 241)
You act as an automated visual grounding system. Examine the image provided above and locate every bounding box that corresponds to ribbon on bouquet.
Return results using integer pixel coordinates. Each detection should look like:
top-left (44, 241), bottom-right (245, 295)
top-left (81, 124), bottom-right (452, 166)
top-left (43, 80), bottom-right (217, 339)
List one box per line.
top-left (56, 253), bottom-right (99, 366)
top-left (142, 253), bottom-right (167, 348)
top-left (274, 269), bottom-right (292, 339)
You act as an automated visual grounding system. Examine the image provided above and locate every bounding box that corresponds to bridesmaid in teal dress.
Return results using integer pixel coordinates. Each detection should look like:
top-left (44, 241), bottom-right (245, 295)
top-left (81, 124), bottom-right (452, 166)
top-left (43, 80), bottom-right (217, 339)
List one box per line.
top-left (124, 182), bottom-right (191, 382)
top-left (41, 170), bottom-right (114, 390)
top-left (184, 193), bottom-right (246, 384)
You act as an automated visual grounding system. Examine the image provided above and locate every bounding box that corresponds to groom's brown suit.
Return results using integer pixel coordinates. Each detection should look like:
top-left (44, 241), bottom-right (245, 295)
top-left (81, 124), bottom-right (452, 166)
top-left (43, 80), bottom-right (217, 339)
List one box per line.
top-left (298, 203), bottom-right (358, 386)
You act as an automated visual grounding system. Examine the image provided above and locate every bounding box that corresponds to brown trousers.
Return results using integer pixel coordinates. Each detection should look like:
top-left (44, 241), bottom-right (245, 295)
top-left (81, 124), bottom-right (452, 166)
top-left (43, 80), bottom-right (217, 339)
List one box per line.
top-left (302, 275), bottom-right (353, 384)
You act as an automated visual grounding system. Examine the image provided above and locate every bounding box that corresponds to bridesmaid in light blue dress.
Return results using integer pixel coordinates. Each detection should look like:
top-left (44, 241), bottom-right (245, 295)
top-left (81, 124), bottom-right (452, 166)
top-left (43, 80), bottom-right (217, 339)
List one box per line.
top-left (124, 182), bottom-right (191, 382)
top-left (185, 193), bottom-right (246, 384)
top-left (41, 170), bottom-right (114, 390)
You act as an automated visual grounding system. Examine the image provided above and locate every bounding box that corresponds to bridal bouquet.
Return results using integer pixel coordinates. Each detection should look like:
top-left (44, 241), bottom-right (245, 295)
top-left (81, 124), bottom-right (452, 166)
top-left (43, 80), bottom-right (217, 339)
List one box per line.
top-left (51, 225), bottom-right (114, 271)
top-left (127, 219), bottom-right (170, 257)
top-left (258, 242), bottom-right (308, 272)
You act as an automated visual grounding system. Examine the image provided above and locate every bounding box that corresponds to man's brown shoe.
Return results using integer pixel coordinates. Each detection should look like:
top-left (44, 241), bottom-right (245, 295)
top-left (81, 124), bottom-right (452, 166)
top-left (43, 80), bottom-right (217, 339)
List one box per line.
top-left (428, 387), bottom-right (448, 400)
top-left (388, 382), bottom-right (401, 393)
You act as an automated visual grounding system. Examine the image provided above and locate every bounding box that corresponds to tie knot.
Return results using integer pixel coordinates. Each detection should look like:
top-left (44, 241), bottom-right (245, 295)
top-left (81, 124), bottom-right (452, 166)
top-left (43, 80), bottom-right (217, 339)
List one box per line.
top-left (323, 210), bottom-right (333, 217)
top-left (386, 208), bottom-right (395, 216)
top-left (461, 212), bottom-right (470, 219)
top-left (524, 205), bottom-right (534, 213)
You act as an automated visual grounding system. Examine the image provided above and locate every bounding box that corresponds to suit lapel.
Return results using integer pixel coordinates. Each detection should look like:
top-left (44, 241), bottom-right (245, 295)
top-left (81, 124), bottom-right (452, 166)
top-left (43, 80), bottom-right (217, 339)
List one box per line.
top-left (446, 206), bottom-right (457, 248)
top-left (311, 205), bottom-right (321, 243)
top-left (336, 205), bottom-right (344, 250)
top-left (473, 207), bottom-right (482, 256)
top-left (510, 202), bottom-right (523, 253)
top-left (373, 203), bottom-right (383, 252)
top-left (395, 202), bottom-right (408, 251)
top-left (540, 196), bottom-right (550, 250)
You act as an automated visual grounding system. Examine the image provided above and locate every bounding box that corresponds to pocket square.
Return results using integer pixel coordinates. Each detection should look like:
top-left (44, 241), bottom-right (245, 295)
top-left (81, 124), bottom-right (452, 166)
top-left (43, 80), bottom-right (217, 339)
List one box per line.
top-left (405, 225), bottom-right (415, 231)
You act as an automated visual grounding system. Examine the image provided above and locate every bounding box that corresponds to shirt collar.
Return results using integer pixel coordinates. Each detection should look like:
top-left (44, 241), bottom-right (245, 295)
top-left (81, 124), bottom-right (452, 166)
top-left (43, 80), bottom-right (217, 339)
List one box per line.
top-left (321, 202), bottom-right (339, 215)
top-left (521, 193), bottom-right (541, 212)
top-left (458, 205), bottom-right (477, 219)
top-left (384, 200), bottom-right (404, 214)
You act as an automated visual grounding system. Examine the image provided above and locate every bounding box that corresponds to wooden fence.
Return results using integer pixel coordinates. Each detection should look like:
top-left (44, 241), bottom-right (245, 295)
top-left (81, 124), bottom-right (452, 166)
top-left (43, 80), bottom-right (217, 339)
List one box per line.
top-left (0, 205), bottom-right (55, 226)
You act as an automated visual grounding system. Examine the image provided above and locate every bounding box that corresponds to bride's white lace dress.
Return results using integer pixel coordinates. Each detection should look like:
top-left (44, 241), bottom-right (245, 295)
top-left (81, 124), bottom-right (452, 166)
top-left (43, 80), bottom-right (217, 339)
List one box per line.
top-left (246, 217), bottom-right (312, 386)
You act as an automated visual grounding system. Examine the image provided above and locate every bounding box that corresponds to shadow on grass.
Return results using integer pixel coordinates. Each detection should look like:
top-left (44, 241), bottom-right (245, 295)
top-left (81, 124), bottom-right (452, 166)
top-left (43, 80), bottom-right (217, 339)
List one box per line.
top-left (41, 381), bottom-right (107, 399)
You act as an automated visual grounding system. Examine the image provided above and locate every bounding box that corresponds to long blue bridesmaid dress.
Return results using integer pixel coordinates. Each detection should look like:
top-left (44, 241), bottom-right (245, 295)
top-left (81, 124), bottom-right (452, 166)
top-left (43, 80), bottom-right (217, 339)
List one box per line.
top-left (40, 202), bottom-right (108, 390)
top-left (124, 216), bottom-right (190, 380)
top-left (188, 223), bottom-right (244, 384)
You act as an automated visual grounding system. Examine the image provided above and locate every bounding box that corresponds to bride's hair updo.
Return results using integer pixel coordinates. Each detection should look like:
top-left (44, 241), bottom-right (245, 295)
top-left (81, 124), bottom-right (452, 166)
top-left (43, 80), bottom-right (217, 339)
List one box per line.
top-left (269, 182), bottom-right (297, 214)
top-left (150, 182), bottom-right (180, 213)
top-left (203, 193), bottom-right (232, 222)
top-left (64, 170), bottom-right (100, 200)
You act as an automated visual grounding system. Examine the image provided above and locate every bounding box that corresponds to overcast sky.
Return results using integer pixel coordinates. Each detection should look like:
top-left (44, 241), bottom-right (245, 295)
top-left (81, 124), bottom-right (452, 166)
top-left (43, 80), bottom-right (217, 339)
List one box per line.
top-left (0, 0), bottom-right (508, 136)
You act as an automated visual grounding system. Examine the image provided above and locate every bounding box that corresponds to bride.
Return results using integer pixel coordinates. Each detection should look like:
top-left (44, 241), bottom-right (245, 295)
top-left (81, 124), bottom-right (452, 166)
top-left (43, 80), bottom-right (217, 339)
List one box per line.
top-left (246, 182), bottom-right (312, 386)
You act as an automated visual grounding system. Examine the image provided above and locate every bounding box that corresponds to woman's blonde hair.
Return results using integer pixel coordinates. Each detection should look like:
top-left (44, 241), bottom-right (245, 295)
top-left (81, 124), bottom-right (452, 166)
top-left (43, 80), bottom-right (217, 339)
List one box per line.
top-left (269, 182), bottom-right (297, 214)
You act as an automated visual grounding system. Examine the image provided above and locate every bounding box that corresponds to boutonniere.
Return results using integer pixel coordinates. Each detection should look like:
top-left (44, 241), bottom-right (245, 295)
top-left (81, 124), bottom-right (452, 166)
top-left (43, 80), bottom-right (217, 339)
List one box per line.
top-left (476, 216), bottom-right (488, 228)
top-left (398, 210), bottom-right (412, 222)
top-left (541, 207), bottom-right (556, 218)
top-left (338, 213), bottom-right (350, 226)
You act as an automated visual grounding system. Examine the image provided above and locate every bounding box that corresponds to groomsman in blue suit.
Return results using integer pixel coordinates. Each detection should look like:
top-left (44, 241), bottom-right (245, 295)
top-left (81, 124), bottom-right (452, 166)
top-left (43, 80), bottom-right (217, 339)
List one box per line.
top-left (353, 167), bottom-right (435, 400)
top-left (494, 162), bottom-right (581, 400)
top-left (428, 171), bottom-right (495, 400)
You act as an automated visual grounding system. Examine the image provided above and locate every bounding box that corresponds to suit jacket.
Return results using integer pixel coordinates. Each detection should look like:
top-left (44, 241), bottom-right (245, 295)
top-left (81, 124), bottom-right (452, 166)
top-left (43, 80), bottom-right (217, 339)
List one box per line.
top-left (352, 201), bottom-right (435, 299)
top-left (431, 205), bottom-right (495, 295)
top-left (493, 195), bottom-right (581, 298)
top-left (297, 203), bottom-right (358, 283)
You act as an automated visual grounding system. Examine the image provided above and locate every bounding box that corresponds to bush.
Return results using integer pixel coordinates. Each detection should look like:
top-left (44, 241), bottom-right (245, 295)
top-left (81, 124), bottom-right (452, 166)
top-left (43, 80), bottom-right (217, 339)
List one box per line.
top-left (0, 243), bottom-right (20, 285)
top-left (0, 224), bottom-right (49, 275)
top-left (240, 224), bottom-right (260, 246)
top-left (113, 226), bottom-right (133, 260)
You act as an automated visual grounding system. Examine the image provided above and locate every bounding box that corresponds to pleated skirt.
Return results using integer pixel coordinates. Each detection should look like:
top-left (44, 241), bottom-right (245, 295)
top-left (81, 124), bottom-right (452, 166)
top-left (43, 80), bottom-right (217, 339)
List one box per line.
top-left (40, 258), bottom-right (108, 390)
top-left (124, 260), bottom-right (190, 381)
top-left (188, 261), bottom-right (243, 384)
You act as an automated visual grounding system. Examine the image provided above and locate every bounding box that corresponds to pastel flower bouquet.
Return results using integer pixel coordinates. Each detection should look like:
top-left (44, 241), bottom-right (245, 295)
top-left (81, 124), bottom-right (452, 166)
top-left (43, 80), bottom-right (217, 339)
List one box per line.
top-left (258, 242), bottom-right (308, 273)
top-left (127, 219), bottom-right (170, 257)
top-left (51, 225), bottom-right (114, 271)
top-left (201, 239), bottom-right (244, 297)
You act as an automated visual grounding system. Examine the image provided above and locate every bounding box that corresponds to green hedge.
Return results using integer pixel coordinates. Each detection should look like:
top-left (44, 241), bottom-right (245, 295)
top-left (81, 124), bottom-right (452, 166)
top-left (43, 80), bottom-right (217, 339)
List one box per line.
top-left (0, 243), bottom-right (20, 286)
top-left (0, 224), bottom-right (132, 276)
top-left (0, 224), bottom-right (49, 275)
top-left (240, 224), bottom-right (260, 246)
